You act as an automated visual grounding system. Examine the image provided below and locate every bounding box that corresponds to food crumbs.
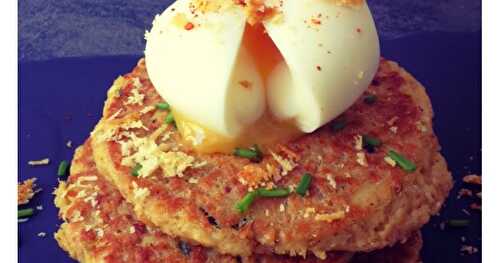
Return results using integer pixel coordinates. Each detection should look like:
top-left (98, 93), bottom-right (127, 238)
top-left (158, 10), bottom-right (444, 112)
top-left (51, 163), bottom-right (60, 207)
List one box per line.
top-left (387, 116), bottom-right (399, 126)
top-left (18, 178), bottom-right (38, 205)
top-left (125, 88), bottom-right (145, 105)
top-left (415, 121), bottom-right (428, 132)
top-left (237, 165), bottom-right (272, 191)
top-left (270, 151), bottom-right (296, 176)
top-left (457, 188), bottom-right (473, 199)
top-left (304, 207), bottom-right (316, 218)
top-left (188, 177), bottom-right (199, 184)
top-left (460, 245), bottom-right (478, 255)
top-left (463, 174), bottom-right (481, 185)
top-left (107, 108), bottom-right (123, 120)
top-left (326, 174), bottom-right (337, 189)
top-left (384, 156), bottom-right (397, 167)
top-left (354, 135), bottom-right (363, 150)
top-left (28, 158), bottom-right (50, 166)
top-left (315, 211), bottom-right (345, 222)
top-left (37, 232), bottom-right (46, 238)
top-left (356, 152), bottom-right (368, 167)
top-left (140, 105), bottom-right (156, 114)
top-left (96, 228), bottom-right (104, 238)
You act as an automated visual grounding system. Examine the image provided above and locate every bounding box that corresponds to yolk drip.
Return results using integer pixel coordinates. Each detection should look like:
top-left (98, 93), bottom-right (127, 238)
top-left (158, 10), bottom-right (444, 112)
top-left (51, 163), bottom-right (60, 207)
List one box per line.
top-left (174, 111), bottom-right (301, 154)
top-left (242, 23), bottom-right (283, 82)
top-left (174, 23), bottom-right (303, 154)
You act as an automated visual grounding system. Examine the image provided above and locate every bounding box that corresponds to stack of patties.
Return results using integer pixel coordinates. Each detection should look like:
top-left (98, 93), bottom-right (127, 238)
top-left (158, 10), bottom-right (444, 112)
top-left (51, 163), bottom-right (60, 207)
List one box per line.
top-left (54, 0), bottom-right (452, 262)
top-left (54, 57), bottom-right (452, 262)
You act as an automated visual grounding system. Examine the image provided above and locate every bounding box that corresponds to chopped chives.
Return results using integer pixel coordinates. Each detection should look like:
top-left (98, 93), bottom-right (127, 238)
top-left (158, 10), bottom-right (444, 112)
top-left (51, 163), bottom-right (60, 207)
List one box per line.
top-left (387, 150), bottom-right (416, 172)
top-left (364, 94), bottom-right (377, 105)
top-left (362, 135), bottom-right (381, 148)
top-left (233, 145), bottom-right (262, 162)
top-left (235, 187), bottom-right (291, 213)
top-left (57, 160), bottom-right (69, 177)
top-left (331, 119), bottom-right (346, 133)
top-left (164, 112), bottom-right (175, 125)
top-left (18, 208), bottom-right (33, 219)
top-left (131, 163), bottom-right (143, 177)
top-left (257, 187), bottom-right (290, 197)
top-left (235, 191), bottom-right (258, 213)
top-left (233, 148), bottom-right (258, 159)
top-left (296, 173), bottom-right (312, 196)
top-left (156, 102), bottom-right (170, 111)
top-left (448, 219), bottom-right (470, 228)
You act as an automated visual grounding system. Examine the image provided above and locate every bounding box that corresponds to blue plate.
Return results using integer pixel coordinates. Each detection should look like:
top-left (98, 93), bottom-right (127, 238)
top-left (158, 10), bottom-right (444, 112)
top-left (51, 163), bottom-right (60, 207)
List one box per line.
top-left (18, 31), bottom-right (481, 263)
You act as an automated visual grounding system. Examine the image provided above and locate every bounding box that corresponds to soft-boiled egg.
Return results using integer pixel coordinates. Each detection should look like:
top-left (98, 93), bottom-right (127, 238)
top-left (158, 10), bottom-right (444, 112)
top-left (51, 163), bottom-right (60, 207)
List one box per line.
top-left (145, 0), bottom-right (379, 153)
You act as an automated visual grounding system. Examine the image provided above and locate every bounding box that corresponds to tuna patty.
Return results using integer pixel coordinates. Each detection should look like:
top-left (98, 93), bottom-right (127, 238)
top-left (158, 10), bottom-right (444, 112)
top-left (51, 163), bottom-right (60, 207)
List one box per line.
top-left (89, 58), bottom-right (452, 257)
top-left (55, 141), bottom-right (422, 263)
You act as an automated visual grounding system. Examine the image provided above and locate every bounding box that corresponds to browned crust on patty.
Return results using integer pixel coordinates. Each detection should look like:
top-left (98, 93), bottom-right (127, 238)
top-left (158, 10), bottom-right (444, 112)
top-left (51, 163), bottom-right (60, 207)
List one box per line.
top-left (89, 58), bottom-right (452, 257)
top-left (55, 142), bottom-right (235, 263)
top-left (55, 141), bottom-right (422, 263)
top-left (18, 178), bottom-right (37, 205)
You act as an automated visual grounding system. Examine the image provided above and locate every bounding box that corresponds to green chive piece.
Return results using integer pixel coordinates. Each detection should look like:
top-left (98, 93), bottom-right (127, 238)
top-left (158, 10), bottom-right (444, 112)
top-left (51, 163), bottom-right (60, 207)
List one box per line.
top-left (156, 102), bottom-right (170, 111)
top-left (331, 119), bottom-right (346, 133)
top-left (18, 208), bottom-right (34, 219)
top-left (364, 94), bottom-right (377, 105)
top-left (234, 148), bottom-right (258, 159)
top-left (131, 163), bottom-right (143, 177)
top-left (233, 145), bottom-right (262, 162)
top-left (164, 112), bottom-right (175, 125)
top-left (57, 160), bottom-right (69, 177)
top-left (362, 135), bottom-right (381, 148)
top-left (257, 187), bottom-right (290, 197)
top-left (296, 173), bottom-right (313, 196)
top-left (387, 150), bottom-right (417, 172)
top-left (235, 191), bottom-right (258, 213)
top-left (448, 219), bottom-right (470, 228)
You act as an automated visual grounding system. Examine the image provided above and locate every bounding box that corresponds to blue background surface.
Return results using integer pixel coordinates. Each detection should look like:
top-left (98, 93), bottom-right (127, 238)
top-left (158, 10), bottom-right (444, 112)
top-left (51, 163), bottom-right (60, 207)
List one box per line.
top-left (18, 1), bottom-right (482, 262)
top-left (18, 0), bottom-right (481, 62)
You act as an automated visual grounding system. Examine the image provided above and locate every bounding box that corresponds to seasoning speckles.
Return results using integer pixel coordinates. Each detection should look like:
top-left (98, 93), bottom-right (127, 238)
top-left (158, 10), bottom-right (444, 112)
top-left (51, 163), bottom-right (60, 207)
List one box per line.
top-left (184, 22), bottom-right (195, 30)
top-left (239, 80), bottom-right (253, 89)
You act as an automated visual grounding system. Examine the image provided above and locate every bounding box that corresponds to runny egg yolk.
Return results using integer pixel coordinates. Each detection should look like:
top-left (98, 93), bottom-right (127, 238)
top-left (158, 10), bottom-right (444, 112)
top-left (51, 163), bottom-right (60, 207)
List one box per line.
top-left (173, 23), bottom-right (303, 154)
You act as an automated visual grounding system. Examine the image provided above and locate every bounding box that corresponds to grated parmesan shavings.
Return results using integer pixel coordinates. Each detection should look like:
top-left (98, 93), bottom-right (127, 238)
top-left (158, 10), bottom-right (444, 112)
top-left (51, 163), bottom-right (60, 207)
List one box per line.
top-left (28, 158), bottom-right (50, 166)
top-left (270, 151), bottom-right (297, 176)
top-left (356, 152), bottom-right (368, 167)
top-left (315, 210), bottom-right (346, 222)
top-left (354, 135), bottom-right (363, 150)
top-left (384, 156), bottom-right (397, 167)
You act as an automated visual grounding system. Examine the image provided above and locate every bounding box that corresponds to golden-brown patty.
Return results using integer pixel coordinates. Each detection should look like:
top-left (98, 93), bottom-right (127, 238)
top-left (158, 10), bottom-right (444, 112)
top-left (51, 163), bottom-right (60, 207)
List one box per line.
top-left (54, 142), bottom-right (422, 263)
top-left (55, 142), bottom-right (234, 263)
top-left (89, 58), bottom-right (452, 257)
